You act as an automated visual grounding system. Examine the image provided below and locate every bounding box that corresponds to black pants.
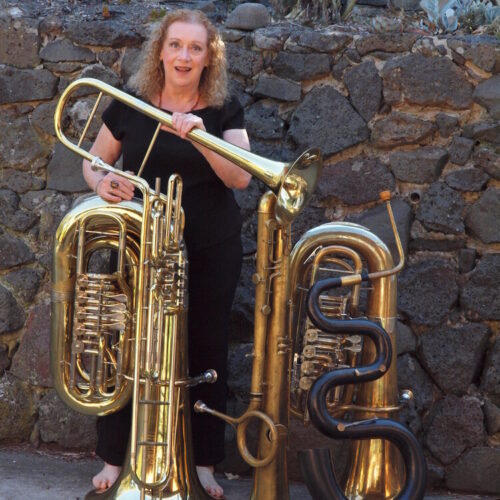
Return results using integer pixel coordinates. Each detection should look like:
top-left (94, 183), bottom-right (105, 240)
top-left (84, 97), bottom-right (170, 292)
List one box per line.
top-left (96, 234), bottom-right (243, 466)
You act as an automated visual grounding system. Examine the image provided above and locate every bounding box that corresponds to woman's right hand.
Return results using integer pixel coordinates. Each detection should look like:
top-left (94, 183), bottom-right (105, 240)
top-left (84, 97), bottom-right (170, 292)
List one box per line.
top-left (95, 172), bottom-right (135, 202)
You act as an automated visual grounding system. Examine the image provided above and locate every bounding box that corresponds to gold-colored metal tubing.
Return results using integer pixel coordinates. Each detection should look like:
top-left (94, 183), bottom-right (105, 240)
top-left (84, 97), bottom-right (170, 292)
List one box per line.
top-left (78, 91), bottom-right (103, 147)
top-left (172, 178), bottom-right (183, 246)
top-left (165, 177), bottom-right (175, 248)
top-left (55, 78), bottom-right (287, 190)
top-left (310, 246), bottom-right (363, 312)
top-left (334, 195), bottom-right (405, 288)
top-left (129, 193), bottom-right (152, 476)
top-left (193, 401), bottom-right (279, 468)
top-left (54, 77), bottom-right (322, 227)
top-left (366, 191), bottom-right (405, 280)
top-left (330, 404), bottom-right (403, 413)
top-left (249, 193), bottom-right (276, 402)
top-left (138, 122), bottom-right (162, 178)
top-left (251, 215), bottom-right (291, 500)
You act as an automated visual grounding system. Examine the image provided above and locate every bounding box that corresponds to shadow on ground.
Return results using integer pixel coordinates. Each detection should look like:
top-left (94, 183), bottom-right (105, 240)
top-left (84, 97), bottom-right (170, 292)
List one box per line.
top-left (0, 445), bottom-right (496, 500)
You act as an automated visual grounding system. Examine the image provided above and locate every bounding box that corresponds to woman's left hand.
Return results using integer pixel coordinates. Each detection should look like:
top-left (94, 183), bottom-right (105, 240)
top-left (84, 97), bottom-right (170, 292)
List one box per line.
top-left (168, 112), bottom-right (206, 139)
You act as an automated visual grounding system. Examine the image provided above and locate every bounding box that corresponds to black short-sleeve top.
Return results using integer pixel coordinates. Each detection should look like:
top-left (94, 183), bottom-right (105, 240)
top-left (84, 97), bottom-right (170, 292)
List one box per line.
top-left (102, 95), bottom-right (245, 253)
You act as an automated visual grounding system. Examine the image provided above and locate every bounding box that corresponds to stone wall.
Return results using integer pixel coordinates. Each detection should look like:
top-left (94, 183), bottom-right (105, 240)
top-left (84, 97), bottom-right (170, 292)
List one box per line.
top-left (0, 0), bottom-right (499, 494)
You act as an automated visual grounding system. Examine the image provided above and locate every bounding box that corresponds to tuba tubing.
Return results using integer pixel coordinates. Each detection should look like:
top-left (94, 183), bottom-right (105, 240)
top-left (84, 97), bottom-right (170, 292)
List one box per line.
top-left (51, 197), bottom-right (143, 415)
top-left (299, 277), bottom-right (427, 500)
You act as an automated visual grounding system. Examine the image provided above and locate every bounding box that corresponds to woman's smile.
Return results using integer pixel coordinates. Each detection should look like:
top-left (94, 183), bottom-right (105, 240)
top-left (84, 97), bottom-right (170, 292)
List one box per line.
top-left (161, 21), bottom-right (209, 87)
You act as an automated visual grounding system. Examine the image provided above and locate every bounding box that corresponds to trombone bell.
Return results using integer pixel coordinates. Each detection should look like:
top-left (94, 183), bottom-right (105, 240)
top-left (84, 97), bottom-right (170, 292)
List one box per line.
top-left (276, 148), bottom-right (322, 225)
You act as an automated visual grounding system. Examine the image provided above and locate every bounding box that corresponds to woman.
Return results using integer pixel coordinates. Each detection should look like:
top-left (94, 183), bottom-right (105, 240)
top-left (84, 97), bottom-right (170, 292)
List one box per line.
top-left (83, 9), bottom-right (251, 499)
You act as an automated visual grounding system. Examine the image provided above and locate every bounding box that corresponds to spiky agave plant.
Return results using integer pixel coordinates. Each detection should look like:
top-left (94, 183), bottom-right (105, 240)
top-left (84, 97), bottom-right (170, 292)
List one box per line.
top-left (420, 0), bottom-right (500, 31)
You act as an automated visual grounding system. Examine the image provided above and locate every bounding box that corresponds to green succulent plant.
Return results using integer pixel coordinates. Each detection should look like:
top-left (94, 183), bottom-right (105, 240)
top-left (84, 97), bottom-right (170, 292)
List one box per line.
top-left (420, 0), bottom-right (500, 32)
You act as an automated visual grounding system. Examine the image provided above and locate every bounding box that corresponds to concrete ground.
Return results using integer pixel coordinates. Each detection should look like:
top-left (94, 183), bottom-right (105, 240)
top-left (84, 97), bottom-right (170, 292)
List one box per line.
top-left (0, 445), bottom-right (496, 500)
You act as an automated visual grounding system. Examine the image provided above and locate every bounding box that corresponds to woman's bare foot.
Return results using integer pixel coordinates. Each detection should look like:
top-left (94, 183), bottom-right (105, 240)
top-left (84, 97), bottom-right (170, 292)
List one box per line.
top-left (92, 462), bottom-right (122, 491)
top-left (196, 465), bottom-right (224, 499)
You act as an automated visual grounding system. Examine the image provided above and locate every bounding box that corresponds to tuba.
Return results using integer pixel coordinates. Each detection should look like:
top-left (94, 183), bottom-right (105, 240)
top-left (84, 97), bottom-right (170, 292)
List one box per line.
top-left (288, 195), bottom-right (427, 499)
top-left (51, 156), bottom-right (210, 498)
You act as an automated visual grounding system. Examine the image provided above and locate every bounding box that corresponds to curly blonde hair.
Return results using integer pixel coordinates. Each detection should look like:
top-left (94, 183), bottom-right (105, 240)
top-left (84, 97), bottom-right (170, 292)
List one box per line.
top-left (129, 9), bottom-right (228, 108)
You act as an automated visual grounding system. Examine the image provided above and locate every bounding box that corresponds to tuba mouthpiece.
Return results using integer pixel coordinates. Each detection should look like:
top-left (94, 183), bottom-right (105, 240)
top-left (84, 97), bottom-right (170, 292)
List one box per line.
top-left (379, 191), bottom-right (391, 202)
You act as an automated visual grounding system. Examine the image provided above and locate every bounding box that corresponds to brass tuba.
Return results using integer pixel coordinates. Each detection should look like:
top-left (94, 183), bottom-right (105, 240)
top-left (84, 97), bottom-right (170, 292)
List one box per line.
top-left (289, 195), bottom-right (426, 499)
top-left (51, 159), bottom-right (210, 498)
top-left (50, 78), bottom-right (321, 499)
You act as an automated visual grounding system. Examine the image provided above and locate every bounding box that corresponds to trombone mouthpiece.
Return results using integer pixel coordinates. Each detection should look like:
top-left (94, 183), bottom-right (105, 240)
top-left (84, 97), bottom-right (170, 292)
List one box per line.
top-left (90, 156), bottom-right (104, 171)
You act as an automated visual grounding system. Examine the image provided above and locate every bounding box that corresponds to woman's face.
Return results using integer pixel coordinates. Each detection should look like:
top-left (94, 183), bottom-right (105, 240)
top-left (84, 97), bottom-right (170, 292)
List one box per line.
top-left (160, 21), bottom-right (209, 90)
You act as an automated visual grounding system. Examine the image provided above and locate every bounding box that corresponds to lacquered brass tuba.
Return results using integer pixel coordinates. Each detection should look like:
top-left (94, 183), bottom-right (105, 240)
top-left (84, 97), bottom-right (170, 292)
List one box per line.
top-left (289, 195), bottom-right (426, 499)
top-left (50, 78), bottom-right (322, 499)
top-left (51, 158), bottom-right (209, 498)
